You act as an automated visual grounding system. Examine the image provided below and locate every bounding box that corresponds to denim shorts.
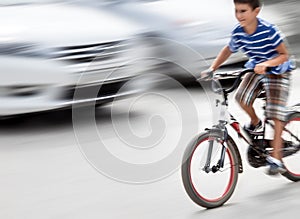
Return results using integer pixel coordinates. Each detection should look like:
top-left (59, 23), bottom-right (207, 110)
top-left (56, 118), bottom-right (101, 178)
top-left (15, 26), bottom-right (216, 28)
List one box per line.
top-left (235, 71), bottom-right (290, 121)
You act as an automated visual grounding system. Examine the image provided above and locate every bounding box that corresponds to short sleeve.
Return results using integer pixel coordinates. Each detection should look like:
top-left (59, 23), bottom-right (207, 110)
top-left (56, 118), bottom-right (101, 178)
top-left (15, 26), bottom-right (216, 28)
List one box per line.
top-left (269, 25), bottom-right (284, 48)
top-left (228, 32), bottom-right (240, 53)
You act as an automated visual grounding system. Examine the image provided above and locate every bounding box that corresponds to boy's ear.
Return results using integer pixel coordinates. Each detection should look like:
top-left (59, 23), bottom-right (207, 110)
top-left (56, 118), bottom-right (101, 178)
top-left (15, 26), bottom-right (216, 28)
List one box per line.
top-left (254, 7), bottom-right (260, 15)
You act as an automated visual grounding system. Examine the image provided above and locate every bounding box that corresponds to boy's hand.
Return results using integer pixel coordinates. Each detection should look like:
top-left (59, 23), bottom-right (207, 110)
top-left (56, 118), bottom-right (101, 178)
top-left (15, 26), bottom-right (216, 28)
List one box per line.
top-left (200, 68), bottom-right (214, 80)
top-left (254, 63), bottom-right (268, 74)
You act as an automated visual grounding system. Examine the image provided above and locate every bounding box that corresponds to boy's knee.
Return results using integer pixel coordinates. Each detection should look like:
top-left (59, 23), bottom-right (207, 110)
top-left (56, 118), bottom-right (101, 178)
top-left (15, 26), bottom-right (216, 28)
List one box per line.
top-left (235, 94), bottom-right (249, 109)
top-left (235, 93), bottom-right (243, 105)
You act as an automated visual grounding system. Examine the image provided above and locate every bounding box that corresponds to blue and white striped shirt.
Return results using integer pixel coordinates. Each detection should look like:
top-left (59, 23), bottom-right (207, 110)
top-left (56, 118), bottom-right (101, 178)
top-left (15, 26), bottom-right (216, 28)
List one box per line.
top-left (229, 18), bottom-right (295, 74)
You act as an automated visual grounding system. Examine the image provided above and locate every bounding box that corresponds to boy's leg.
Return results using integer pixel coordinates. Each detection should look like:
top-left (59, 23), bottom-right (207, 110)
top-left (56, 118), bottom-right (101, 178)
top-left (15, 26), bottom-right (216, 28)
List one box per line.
top-left (265, 72), bottom-right (290, 154)
top-left (264, 73), bottom-right (290, 174)
top-left (271, 118), bottom-right (284, 160)
top-left (235, 72), bottom-right (264, 125)
top-left (239, 102), bottom-right (260, 125)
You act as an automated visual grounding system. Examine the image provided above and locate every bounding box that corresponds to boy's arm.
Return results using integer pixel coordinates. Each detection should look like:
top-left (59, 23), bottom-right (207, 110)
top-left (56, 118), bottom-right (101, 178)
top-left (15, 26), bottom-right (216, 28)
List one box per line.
top-left (210, 46), bottom-right (232, 71)
top-left (200, 45), bottom-right (232, 79)
top-left (255, 42), bottom-right (289, 74)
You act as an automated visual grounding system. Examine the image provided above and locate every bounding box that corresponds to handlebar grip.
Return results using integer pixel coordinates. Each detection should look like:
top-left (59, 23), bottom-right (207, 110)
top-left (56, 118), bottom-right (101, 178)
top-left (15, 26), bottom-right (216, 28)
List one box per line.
top-left (266, 66), bottom-right (272, 72)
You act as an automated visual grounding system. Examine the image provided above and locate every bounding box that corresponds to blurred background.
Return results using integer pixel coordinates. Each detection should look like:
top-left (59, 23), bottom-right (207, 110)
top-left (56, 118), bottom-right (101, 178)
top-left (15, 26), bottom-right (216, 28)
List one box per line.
top-left (1, 0), bottom-right (300, 218)
top-left (1, 0), bottom-right (299, 117)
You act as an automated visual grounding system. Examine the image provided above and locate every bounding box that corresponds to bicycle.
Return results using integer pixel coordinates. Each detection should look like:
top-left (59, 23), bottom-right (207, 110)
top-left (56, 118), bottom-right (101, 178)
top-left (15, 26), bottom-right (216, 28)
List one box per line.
top-left (181, 68), bottom-right (300, 209)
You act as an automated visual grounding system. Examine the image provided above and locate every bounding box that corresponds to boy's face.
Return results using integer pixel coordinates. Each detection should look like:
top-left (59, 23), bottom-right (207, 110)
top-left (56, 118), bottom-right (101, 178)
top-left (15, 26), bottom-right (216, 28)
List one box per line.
top-left (234, 3), bottom-right (260, 27)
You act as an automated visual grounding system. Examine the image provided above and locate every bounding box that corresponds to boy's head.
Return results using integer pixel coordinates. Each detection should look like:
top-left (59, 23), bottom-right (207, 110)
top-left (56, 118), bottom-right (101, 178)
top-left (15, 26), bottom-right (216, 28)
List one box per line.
top-left (233, 0), bottom-right (261, 10)
top-left (234, 0), bottom-right (261, 28)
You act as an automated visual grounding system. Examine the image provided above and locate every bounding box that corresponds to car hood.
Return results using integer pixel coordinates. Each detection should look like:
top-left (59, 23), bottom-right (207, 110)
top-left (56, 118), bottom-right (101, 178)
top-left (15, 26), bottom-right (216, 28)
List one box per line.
top-left (0, 3), bottom-right (145, 47)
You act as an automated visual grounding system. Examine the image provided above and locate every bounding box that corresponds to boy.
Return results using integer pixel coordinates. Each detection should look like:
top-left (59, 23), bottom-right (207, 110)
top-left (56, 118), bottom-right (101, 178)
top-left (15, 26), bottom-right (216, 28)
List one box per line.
top-left (201, 0), bottom-right (295, 175)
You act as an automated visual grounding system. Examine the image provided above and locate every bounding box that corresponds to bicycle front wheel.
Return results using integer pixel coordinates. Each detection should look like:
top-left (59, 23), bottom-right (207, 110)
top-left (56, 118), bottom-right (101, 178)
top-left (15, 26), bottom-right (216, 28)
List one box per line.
top-left (181, 131), bottom-right (239, 209)
top-left (282, 112), bottom-right (300, 181)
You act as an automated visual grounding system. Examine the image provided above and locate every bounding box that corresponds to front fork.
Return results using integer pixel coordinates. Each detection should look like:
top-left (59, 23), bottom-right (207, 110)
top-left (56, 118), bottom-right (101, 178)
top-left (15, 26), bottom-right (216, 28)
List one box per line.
top-left (203, 122), bottom-right (228, 173)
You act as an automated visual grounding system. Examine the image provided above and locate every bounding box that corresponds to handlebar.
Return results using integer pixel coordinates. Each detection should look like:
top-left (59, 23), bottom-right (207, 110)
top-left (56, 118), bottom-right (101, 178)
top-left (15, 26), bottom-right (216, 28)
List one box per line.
top-left (222, 68), bottom-right (254, 94)
top-left (222, 67), bottom-right (273, 94)
top-left (197, 68), bottom-right (254, 95)
top-left (199, 68), bottom-right (271, 95)
top-left (198, 67), bottom-right (272, 94)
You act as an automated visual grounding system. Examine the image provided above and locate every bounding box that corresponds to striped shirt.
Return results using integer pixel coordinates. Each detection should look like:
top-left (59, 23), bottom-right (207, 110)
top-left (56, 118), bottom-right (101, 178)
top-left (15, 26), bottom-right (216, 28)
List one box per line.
top-left (229, 18), bottom-right (295, 74)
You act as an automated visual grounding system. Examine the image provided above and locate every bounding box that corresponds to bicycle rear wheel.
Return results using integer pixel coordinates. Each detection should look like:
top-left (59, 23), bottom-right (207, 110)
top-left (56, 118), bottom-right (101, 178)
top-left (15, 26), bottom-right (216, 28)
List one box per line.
top-left (281, 112), bottom-right (300, 181)
top-left (181, 131), bottom-right (239, 208)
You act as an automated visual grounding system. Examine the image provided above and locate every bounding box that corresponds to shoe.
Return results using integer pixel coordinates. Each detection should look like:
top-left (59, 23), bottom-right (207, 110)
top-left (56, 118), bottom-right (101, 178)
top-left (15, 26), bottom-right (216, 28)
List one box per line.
top-left (243, 120), bottom-right (263, 135)
top-left (266, 156), bottom-right (287, 175)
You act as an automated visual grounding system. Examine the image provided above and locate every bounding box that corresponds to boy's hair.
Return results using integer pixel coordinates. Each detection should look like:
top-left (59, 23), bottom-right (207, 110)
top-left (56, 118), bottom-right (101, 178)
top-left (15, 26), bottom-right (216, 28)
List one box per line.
top-left (233, 0), bottom-right (261, 9)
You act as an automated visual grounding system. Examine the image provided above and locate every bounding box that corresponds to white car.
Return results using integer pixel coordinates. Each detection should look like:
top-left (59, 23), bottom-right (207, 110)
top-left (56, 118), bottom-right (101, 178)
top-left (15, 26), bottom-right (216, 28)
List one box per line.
top-left (0, 0), bottom-right (157, 116)
top-left (84, 0), bottom-right (247, 79)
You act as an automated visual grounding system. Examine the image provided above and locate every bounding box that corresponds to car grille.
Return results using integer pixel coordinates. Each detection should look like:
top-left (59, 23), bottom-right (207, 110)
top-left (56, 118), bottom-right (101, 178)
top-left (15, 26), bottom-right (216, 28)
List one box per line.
top-left (52, 40), bottom-right (132, 74)
top-left (61, 80), bottom-right (127, 101)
